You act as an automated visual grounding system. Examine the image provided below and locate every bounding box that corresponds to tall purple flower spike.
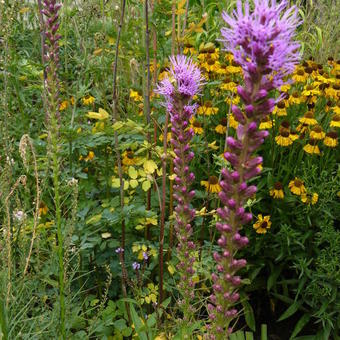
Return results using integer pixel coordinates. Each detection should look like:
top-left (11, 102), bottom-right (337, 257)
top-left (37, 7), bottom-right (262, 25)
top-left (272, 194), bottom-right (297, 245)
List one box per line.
top-left (157, 55), bottom-right (203, 322)
top-left (41, 0), bottom-right (62, 120)
top-left (208, 1), bottom-right (300, 338)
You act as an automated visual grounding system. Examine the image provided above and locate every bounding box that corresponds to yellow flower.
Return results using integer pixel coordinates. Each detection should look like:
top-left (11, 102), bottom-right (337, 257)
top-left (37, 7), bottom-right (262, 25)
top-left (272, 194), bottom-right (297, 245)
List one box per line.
top-left (303, 139), bottom-right (320, 155)
top-left (130, 89), bottom-right (143, 102)
top-left (259, 116), bottom-right (273, 130)
top-left (122, 150), bottom-right (138, 166)
top-left (228, 114), bottom-right (239, 129)
top-left (292, 68), bottom-right (307, 83)
top-left (299, 111), bottom-right (318, 126)
top-left (197, 101), bottom-right (219, 116)
top-left (59, 100), bottom-right (69, 111)
top-left (289, 131), bottom-right (299, 141)
top-left (201, 176), bottom-right (221, 193)
top-left (38, 202), bottom-right (48, 216)
top-left (225, 96), bottom-right (240, 106)
top-left (288, 92), bottom-right (305, 105)
top-left (325, 84), bottom-right (340, 99)
top-left (310, 125), bottom-right (325, 140)
top-left (225, 63), bottom-right (242, 74)
top-left (272, 101), bottom-right (287, 116)
top-left (253, 214), bottom-right (272, 234)
top-left (301, 192), bottom-right (318, 205)
top-left (323, 131), bottom-right (338, 148)
top-left (269, 182), bottom-right (284, 199)
top-left (208, 141), bottom-right (219, 150)
top-left (87, 108), bottom-right (109, 120)
top-left (330, 114), bottom-right (340, 128)
top-left (302, 84), bottom-right (320, 97)
top-left (190, 119), bottom-right (204, 135)
top-left (220, 80), bottom-right (237, 92)
top-left (215, 118), bottom-right (228, 134)
top-left (275, 130), bottom-right (293, 146)
top-left (288, 178), bottom-right (306, 196)
top-left (82, 95), bottom-right (95, 105)
top-left (84, 151), bottom-right (95, 161)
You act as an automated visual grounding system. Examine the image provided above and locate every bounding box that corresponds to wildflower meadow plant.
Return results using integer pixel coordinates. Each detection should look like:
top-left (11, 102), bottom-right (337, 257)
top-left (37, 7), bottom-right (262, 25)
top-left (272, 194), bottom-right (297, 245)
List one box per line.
top-left (157, 55), bottom-right (203, 323)
top-left (208, 0), bottom-right (301, 337)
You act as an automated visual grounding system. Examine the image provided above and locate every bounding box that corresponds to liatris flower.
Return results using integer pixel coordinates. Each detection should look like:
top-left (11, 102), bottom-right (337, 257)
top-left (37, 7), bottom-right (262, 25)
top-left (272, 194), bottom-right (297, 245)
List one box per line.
top-left (41, 0), bottom-right (62, 121)
top-left (208, 1), bottom-right (300, 338)
top-left (157, 55), bottom-right (203, 322)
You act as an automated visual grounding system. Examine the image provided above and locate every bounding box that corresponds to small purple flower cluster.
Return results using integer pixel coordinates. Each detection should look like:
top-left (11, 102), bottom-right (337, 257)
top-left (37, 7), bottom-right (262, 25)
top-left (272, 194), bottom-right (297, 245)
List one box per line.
top-left (157, 55), bottom-right (203, 320)
top-left (207, 0), bottom-right (300, 338)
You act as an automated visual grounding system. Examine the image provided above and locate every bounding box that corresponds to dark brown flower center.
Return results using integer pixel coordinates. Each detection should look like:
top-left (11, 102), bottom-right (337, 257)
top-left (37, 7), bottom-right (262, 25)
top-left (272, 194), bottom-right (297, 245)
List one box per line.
top-left (220, 118), bottom-right (228, 126)
top-left (208, 176), bottom-right (218, 185)
top-left (193, 121), bottom-right (202, 128)
top-left (281, 121), bottom-right (290, 129)
top-left (274, 182), bottom-right (283, 190)
top-left (326, 131), bottom-right (338, 139)
top-left (312, 126), bottom-right (322, 133)
top-left (332, 114), bottom-right (340, 122)
top-left (260, 221), bottom-right (268, 228)
top-left (308, 139), bottom-right (318, 146)
top-left (297, 69), bottom-right (305, 76)
top-left (280, 130), bottom-right (290, 138)
top-left (294, 179), bottom-right (303, 187)
top-left (277, 101), bottom-right (285, 109)
top-left (304, 111), bottom-right (314, 118)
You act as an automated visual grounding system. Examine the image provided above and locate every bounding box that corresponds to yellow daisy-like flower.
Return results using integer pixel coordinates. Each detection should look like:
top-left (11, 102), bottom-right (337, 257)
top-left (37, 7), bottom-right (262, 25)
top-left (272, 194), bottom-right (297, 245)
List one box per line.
top-left (275, 130), bottom-right (293, 146)
top-left (330, 114), bottom-right (340, 128)
top-left (84, 151), bottom-right (95, 162)
top-left (325, 84), bottom-right (340, 99)
top-left (82, 95), bottom-right (95, 106)
top-left (301, 192), bottom-right (318, 205)
top-left (292, 68), bottom-right (307, 83)
top-left (215, 118), bottom-right (228, 134)
top-left (259, 116), bottom-right (273, 130)
top-left (220, 80), bottom-right (237, 92)
top-left (197, 101), bottom-right (219, 116)
top-left (289, 131), bottom-right (299, 141)
top-left (225, 63), bottom-right (242, 74)
top-left (202, 59), bottom-right (221, 73)
top-left (323, 131), bottom-right (338, 148)
top-left (333, 105), bottom-right (340, 115)
top-left (253, 214), bottom-right (272, 234)
top-left (296, 123), bottom-right (309, 134)
top-left (229, 114), bottom-right (239, 129)
top-left (201, 176), bottom-right (221, 193)
top-left (299, 111), bottom-right (318, 126)
top-left (122, 150), bottom-right (138, 166)
top-left (38, 202), bottom-right (48, 216)
top-left (303, 139), bottom-right (320, 155)
top-left (302, 85), bottom-right (321, 97)
top-left (269, 182), bottom-right (284, 199)
top-left (288, 92), bottom-right (305, 105)
top-left (288, 178), bottom-right (306, 196)
top-left (59, 100), bottom-right (69, 111)
top-left (225, 96), bottom-right (240, 106)
top-left (310, 125), bottom-right (325, 140)
top-left (272, 100), bottom-right (287, 116)
top-left (191, 120), bottom-right (204, 135)
top-left (130, 89), bottom-right (143, 102)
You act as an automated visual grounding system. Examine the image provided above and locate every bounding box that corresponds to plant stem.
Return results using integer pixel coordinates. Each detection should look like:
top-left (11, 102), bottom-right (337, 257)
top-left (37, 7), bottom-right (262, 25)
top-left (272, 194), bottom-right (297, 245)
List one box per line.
top-left (111, 0), bottom-right (131, 323)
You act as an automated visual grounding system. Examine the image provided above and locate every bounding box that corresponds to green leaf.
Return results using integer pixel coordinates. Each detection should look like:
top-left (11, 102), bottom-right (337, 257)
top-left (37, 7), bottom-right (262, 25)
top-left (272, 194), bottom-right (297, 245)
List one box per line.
top-left (278, 301), bottom-right (301, 322)
top-left (267, 266), bottom-right (282, 291)
top-left (290, 314), bottom-right (310, 339)
top-left (130, 305), bottom-right (148, 340)
top-left (113, 319), bottom-right (127, 331)
top-left (242, 299), bottom-right (256, 331)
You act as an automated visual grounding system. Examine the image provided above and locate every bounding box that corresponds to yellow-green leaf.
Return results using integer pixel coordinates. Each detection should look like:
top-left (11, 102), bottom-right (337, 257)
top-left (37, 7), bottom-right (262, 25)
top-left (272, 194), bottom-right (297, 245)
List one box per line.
top-left (142, 180), bottom-right (151, 192)
top-left (130, 179), bottom-right (139, 188)
top-left (143, 159), bottom-right (157, 174)
top-left (86, 214), bottom-right (102, 225)
top-left (87, 108), bottom-right (109, 120)
top-left (112, 178), bottom-right (120, 188)
top-left (128, 166), bottom-right (138, 179)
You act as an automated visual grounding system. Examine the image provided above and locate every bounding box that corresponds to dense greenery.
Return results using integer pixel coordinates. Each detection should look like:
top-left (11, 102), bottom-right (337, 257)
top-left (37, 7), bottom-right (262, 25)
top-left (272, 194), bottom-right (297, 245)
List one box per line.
top-left (0, 0), bottom-right (339, 339)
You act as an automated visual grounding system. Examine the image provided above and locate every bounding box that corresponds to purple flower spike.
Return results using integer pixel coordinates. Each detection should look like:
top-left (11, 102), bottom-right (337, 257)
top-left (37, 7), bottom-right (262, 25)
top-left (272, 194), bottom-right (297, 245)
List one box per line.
top-left (210, 1), bottom-right (300, 337)
top-left (221, 0), bottom-right (300, 87)
top-left (157, 55), bottom-right (203, 324)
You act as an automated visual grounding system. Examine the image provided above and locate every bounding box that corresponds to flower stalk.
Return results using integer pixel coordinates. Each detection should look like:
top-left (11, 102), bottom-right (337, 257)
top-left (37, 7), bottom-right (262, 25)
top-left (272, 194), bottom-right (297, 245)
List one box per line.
top-left (157, 55), bottom-right (203, 322)
top-left (208, 1), bottom-right (300, 338)
top-left (40, 0), bottom-right (65, 338)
